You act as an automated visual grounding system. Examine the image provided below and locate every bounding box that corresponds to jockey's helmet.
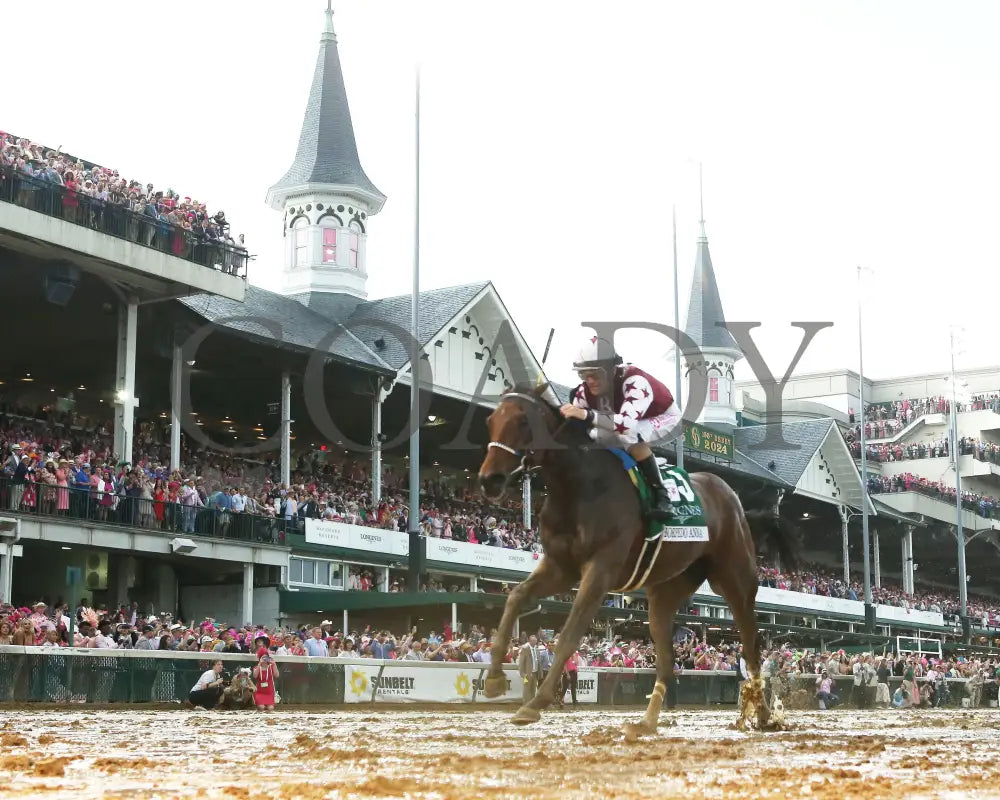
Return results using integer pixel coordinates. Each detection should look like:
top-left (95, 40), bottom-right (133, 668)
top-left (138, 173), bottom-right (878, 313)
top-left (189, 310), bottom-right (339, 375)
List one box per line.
top-left (573, 334), bottom-right (621, 382)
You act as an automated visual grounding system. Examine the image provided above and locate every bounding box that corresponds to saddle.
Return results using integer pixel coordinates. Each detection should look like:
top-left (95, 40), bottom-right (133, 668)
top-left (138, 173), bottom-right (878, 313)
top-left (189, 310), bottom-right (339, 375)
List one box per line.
top-left (608, 450), bottom-right (709, 543)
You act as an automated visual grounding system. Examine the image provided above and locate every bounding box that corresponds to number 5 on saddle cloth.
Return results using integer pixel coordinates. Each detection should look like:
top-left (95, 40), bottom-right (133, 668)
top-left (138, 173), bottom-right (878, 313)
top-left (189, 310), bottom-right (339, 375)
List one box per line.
top-left (608, 449), bottom-right (709, 543)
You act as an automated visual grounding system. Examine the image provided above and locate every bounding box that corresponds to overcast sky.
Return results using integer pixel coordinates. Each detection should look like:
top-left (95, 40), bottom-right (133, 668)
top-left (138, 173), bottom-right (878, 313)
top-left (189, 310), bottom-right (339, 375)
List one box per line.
top-left (6, 1), bottom-right (999, 395)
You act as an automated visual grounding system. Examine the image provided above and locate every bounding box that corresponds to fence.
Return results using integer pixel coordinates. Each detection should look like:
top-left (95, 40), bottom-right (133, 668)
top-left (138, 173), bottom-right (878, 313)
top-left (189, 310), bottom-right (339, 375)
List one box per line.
top-left (0, 164), bottom-right (248, 278)
top-left (0, 646), bottom-right (987, 709)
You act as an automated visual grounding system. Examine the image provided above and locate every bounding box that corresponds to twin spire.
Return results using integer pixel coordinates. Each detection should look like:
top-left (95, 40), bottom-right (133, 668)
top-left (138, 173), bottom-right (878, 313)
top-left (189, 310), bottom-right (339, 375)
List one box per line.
top-left (266, 2), bottom-right (385, 210)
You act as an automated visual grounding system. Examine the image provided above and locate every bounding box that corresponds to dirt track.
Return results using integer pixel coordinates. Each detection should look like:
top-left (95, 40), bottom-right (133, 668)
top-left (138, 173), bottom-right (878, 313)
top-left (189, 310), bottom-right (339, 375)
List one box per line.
top-left (2, 707), bottom-right (999, 798)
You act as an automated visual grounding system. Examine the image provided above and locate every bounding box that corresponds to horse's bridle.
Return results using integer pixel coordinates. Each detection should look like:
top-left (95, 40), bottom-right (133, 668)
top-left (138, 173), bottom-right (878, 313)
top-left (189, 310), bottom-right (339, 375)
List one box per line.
top-left (487, 392), bottom-right (566, 480)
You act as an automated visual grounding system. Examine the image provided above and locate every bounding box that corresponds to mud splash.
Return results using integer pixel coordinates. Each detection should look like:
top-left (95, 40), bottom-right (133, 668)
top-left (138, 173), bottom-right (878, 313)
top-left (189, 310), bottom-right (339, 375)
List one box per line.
top-left (0, 707), bottom-right (999, 798)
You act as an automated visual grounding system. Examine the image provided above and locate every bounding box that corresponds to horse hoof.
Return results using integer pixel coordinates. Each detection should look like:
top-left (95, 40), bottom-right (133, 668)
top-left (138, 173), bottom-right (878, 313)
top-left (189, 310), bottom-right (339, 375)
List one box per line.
top-left (482, 676), bottom-right (507, 699)
top-left (511, 706), bottom-right (541, 726)
top-left (622, 722), bottom-right (654, 742)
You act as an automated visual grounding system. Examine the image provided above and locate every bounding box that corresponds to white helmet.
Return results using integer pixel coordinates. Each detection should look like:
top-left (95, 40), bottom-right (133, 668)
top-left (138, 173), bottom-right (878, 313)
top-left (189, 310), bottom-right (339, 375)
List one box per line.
top-left (573, 333), bottom-right (621, 372)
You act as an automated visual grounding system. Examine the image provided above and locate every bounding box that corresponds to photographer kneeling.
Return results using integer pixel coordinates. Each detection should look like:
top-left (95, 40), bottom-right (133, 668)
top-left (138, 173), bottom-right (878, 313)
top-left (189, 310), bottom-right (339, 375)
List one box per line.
top-left (188, 660), bottom-right (226, 709)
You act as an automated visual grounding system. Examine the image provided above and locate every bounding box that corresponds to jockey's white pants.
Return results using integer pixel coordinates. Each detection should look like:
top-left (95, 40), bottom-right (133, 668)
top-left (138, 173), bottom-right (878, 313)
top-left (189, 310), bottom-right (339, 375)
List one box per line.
top-left (589, 403), bottom-right (683, 448)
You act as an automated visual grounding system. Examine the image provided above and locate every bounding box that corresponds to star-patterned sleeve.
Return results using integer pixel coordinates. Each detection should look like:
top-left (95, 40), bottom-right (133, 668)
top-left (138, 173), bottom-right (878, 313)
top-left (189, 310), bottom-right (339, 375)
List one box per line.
top-left (613, 375), bottom-right (654, 433)
top-left (571, 385), bottom-right (590, 410)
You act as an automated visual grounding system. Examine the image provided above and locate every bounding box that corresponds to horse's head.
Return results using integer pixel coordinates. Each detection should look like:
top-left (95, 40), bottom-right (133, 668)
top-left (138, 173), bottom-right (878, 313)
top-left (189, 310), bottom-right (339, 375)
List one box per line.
top-left (478, 383), bottom-right (558, 501)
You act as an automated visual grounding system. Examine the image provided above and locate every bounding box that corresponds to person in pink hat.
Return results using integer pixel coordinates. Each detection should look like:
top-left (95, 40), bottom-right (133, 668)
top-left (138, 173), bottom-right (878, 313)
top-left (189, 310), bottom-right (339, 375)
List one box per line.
top-left (252, 646), bottom-right (279, 711)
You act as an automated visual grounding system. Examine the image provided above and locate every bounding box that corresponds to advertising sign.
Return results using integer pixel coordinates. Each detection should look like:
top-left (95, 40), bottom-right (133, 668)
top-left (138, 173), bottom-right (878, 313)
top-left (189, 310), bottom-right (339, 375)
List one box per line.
top-left (341, 663), bottom-right (598, 704)
top-left (304, 519), bottom-right (409, 557)
top-left (684, 422), bottom-right (734, 461)
top-left (425, 538), bottom-right (543, 574)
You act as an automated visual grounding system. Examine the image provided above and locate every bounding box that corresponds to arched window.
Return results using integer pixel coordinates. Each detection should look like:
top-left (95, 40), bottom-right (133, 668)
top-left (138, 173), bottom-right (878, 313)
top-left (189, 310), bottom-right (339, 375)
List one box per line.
top-left (348, 220), bottom-right (362, 268)
top-left (292, 217), bottom-right (309, 267)
top-left (321, 221), bottom-right (338, 264)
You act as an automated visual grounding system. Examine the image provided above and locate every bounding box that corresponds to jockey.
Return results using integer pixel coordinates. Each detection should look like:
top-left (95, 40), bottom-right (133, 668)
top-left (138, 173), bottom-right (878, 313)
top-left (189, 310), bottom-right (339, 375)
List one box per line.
top-left (559, 333), bottom-right (682, 522)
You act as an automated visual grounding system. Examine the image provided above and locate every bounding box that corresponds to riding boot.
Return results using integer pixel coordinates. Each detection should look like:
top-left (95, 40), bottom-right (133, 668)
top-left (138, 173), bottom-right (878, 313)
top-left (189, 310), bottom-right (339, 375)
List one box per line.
top-left (635, 454), bottom-right (675, 524)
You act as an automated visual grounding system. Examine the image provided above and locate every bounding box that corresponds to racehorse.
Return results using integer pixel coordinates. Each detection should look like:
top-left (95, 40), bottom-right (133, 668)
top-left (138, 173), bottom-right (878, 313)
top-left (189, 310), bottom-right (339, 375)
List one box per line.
top-left (477, 383), bottom-right (799, 733)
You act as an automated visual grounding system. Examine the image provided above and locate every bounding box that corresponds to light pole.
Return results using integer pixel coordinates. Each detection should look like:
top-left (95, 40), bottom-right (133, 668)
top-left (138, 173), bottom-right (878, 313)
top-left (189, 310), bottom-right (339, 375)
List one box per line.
top-left (672, 204), bottom-right (683, 470)
top-left (949, 325), bottom-right (968, 618)
top-left (856, 266), bottom-right (873, 614)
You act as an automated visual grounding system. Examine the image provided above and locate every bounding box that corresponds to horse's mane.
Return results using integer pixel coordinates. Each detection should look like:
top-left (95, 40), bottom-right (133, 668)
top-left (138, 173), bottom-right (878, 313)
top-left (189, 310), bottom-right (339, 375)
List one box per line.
top-left (505, 383), bottom-right (593, 447)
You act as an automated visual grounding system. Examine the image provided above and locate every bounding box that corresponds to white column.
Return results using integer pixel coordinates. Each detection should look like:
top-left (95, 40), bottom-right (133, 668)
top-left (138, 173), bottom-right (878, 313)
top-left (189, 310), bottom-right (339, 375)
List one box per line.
top-left (280, 372), bottom-right (292, 486)
top-left (113, 299), bottom-right (139, 465)
top-left (522, 477), bottom-right (531, 530)
top-left (451, 602), bottom-right (458, 637)
top-left (170, 343), bottom-right (182, 472)
top-left (873, 528), bottom-right (881, 588)
top-left (372, 391), bottom-right (382, 505)
top-left (904, 524), bottom-right (915, 595)
top-left (470, 576), bottom-right (478, 592)
top-left (342, 609), bottom-right (349, 638)
top-left (242, 563), bottom-right (254, 625)
top-left (0, 544), bottom-right (12, 605)
top-left (839, 505), bottom-right (850, 584)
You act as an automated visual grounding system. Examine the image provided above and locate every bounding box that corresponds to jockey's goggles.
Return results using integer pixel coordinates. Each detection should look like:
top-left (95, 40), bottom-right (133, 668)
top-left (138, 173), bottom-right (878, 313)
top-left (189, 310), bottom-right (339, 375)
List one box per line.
top-left (577, 368), bottom-right (606, 380)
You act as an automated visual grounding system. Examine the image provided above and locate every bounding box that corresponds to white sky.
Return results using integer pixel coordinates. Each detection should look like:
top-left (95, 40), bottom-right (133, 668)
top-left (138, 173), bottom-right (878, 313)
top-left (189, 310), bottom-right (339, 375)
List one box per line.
top-left (5, 1), bottom-right (1000, 395)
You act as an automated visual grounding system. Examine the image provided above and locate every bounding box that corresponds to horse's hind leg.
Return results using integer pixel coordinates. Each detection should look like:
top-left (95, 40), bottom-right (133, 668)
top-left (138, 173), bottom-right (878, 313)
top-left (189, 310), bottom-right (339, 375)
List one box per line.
top-left (711, 568), bottom-right (769, 730)
top-left (623, 572), bottom-right (702, 738)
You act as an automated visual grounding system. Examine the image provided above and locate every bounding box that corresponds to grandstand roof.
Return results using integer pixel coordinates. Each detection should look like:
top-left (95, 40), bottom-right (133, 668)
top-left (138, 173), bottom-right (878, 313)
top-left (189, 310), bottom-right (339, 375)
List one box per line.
top-left (179, 280), bottom-right (495, 375)
top-left (682, 226), bottom-right (740, 353)
top-left (734, 418), bottom-right (833, 486)
top-left (267, 6), bottom-right (385, 207)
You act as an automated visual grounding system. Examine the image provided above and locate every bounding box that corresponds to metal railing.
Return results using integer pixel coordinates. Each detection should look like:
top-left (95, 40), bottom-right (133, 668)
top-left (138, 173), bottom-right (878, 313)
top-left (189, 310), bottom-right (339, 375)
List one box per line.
top-left (0, 164), bottom-right (248, 278)
top-left (0, 477), bottom-right (291, 545)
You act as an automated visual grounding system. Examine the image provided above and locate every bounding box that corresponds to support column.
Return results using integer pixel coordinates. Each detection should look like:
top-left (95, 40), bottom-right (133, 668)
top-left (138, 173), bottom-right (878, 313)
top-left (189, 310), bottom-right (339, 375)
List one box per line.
top-left (0, 543), bottom-right (12, 605)
top-left (470, 576), bottom-right (478, 592)
top-left (873, 527), bottom-right (881, 588)
top-left (170, 343), bottom-right (183, 472)
top-left (241, 563), bottom-right (254, 626)
top-left (451, 602), bottom-right (458, 637)
top-left (343, 609), bottom-right (349, 638)
top-left (280, 372), bottom-right (292, 486)
top-left (903, 525), bottom-right (914, 594)
top-left (839, 505), bottom-right (850, 585)
top-left (371, 388), bottom-right (383, 506)
top-left (380, 566), bottom-right (390, 593)
top-left (522, 476), bottom-right (531, 531)
top-left (113, 299), bottom-right (139, 465)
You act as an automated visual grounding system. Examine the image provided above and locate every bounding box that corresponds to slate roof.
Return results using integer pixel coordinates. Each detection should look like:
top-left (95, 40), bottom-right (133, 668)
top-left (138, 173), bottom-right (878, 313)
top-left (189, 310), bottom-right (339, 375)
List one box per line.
top-left (345, 282), bottom-right (489, 370)
top-left (683, 230), bottom-right (740, 352)
top-left (179, 287), bottom-right (391, 373)
top-left (733, 418), bottom-right (836, 486)
top-left (180, 281), bottom-right (491, 375)
top-left (268, 9), bottom-right (384, 203)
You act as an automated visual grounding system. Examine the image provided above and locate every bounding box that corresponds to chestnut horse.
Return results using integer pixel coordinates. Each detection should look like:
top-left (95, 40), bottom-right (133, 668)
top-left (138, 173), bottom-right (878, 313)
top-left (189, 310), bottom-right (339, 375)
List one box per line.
top-left (477, 384), bottom-right (798, 732)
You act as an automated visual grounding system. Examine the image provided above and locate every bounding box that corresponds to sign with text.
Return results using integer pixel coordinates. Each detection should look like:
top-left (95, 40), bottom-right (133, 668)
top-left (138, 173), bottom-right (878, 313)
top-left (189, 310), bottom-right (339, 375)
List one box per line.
top-left (304, 519), bottom-right (409, 557)
top-left (425, 537), bottom-right (543, 574)
top-left (341, 662), bottom-right (598, 704)
top-left (684, 422), bottom-right (734, 461)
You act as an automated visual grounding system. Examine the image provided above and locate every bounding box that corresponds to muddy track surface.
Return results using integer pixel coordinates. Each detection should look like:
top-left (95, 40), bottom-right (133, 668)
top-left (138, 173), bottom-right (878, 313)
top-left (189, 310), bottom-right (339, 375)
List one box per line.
top-left (1, 708), bottom-right (999, 798)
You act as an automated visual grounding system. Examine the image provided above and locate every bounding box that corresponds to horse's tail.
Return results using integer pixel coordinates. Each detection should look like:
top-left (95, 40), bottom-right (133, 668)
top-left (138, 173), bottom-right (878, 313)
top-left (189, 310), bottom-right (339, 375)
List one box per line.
top-left (744, 509), bottom-right (802, 569)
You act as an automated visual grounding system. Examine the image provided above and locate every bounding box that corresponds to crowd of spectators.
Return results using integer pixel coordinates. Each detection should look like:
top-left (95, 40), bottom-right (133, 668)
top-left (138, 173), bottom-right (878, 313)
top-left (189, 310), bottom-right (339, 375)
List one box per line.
top-left (0, 130), bottom-right (246, 274)
top-left (850, 392), bottom-right (1000, 441)
top-left (865, 472), bottom-right (1000, 519)
top-left (0, 406), bottom-right (540, 553)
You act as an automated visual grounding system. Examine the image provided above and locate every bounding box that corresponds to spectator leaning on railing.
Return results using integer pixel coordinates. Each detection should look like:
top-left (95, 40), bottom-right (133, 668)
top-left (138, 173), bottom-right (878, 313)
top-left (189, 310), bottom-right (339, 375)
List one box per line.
top-left (0, 130), bottom-right (247, 275)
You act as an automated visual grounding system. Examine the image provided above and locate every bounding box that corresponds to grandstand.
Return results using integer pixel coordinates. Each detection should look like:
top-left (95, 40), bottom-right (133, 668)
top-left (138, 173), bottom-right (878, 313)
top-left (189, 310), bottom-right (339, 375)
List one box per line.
top-left (2, 3), bottom-right (998, 661)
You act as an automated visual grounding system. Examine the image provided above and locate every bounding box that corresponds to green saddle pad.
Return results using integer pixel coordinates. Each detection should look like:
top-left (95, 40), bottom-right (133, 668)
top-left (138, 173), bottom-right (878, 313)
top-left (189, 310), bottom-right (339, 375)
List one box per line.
top-left (629, 462), bottom-right (709, 542)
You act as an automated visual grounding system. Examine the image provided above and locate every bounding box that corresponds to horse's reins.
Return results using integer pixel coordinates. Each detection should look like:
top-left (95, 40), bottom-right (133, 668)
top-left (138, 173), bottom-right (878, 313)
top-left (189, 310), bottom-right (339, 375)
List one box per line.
top-left (487, 392), bottom-right (570, 484)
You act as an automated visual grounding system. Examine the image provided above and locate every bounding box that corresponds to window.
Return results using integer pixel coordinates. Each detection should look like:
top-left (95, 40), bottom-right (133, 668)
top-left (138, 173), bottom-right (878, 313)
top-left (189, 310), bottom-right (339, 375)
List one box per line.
top-left (288, 557), bottom-right (345, 590)
top-left (348, 222), bottom-right (360, 268)
top-left (709, 376), bottom-right (719, 403)
top-left (293, 219), bottom-right (308, 267)
top-left (322, 227), bottom-right (337, 263)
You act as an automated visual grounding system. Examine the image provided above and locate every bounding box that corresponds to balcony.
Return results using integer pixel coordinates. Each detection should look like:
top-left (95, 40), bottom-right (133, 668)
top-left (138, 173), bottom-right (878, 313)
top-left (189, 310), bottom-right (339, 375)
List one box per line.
top-left (0, 165), bottom-right (246, 301)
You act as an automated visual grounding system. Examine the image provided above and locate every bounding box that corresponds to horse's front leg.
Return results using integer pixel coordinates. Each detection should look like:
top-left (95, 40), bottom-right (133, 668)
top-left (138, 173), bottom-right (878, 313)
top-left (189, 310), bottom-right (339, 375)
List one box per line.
top-left (483, 558), bottom-right (570, 699)
top-left (512, 562), bottom-right (613, 725)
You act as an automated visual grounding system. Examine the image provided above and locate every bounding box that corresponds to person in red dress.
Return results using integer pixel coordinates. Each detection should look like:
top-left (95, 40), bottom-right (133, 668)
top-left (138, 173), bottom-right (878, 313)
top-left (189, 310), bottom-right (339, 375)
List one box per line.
top-left (252, 646), bottom-right (279, 711)
top-left (559, 333), bottom-right (683, 523)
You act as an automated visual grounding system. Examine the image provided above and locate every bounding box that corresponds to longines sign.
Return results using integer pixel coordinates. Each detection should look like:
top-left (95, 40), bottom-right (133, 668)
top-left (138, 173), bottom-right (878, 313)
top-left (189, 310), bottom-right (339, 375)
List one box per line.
top-left (304, 519), bottom-right (543, 574)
